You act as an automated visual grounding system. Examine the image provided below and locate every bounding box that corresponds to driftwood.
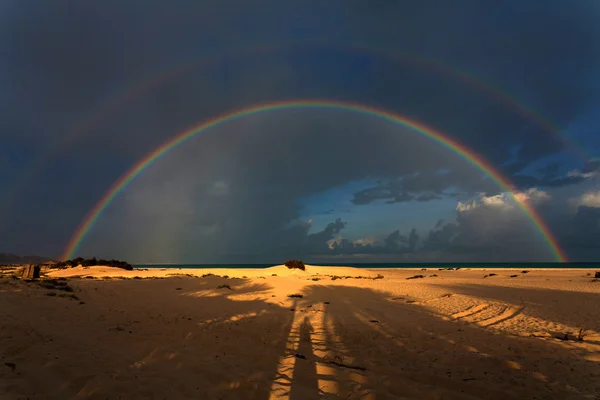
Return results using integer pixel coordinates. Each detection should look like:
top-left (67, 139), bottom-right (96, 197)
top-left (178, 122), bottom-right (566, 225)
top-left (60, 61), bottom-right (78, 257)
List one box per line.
top-left (21, 265), bottom-right (40, 280)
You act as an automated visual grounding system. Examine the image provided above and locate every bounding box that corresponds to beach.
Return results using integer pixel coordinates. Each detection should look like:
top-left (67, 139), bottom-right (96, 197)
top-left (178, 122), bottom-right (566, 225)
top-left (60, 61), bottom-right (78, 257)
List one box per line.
top-left (1, 265), bottom-right (599, 399)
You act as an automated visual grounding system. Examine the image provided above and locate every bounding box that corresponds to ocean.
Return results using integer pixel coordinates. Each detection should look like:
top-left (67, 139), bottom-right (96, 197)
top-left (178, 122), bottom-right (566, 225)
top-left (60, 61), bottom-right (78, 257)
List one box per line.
top-left (133, 262), bottom-right (600, 269)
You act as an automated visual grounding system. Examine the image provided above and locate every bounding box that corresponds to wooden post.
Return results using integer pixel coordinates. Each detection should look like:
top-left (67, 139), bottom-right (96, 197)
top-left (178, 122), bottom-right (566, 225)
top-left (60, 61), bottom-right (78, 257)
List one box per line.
top-left (22, 265), bottom-right (32, 279)
top-left (21, 265), bottom-right (41, 279)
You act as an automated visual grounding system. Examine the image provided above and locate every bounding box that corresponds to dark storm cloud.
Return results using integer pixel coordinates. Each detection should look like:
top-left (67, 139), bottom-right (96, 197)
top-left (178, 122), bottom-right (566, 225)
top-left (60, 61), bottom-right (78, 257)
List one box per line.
top-left (533, 163), bottom-right (562, 180)
top-left (352, 187), bottom-right (414, 205)
top-left (315, 193), bottom-right (559, 262)
top-left (306, 218), bottom-right (346, 251)
top-left (1, 1), bottom-right (598, 260)
top-left (350, 170), bottom-right (495, 206)
top-left (76, 111), bottom-right (486, 262)
top-left (339, 0), bottom-right (600, 169)
top-left (316, 209), bottom-right (335, 215)
top-left (506, 172), bottom-right (597, 190)
top-left (417, 194), bottom-right (442, 202)
top-left (511, 159), bottom-right (600, 190)
top-left (383, 229), bottom-right (419, 253)
top-left (327, 188), bottom-right (600, 262)
top-left (564, 206), bottom-right (600, 251)
top-left (3, 1), bottom-right (596, 158)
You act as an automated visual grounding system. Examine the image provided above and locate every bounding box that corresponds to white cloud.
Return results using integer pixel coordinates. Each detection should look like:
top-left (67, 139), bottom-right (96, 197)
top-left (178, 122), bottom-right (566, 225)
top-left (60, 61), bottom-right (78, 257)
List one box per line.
top-left (513, 188), bottom-right (551, 204)
top-left (457, 194), bottom-right (512, 212)
top-left (457, 188), bottom-right (551, 213)
top-left (327, 235), bottom-right (343, 249)
top-left (567, 169), bottom-right (598, 179)
top-left (456, 200), bottom-right (478, 212)
top-left (482, 194), bottom-right (509, 207)
top-left (352, 236), bottom-right (376, 246)
top-left (571, 191), bottom-right (600, 209)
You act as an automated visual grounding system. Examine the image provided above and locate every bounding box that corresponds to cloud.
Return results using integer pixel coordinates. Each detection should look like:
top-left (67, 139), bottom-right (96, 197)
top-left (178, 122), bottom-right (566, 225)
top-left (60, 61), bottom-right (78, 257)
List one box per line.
top-left (456, 194), bottom-right (510, 212)
top-left (569, 206), bottom-right (600, 250)
top-left (504, 167), bottom-right (599, 189)
top-left (71, 109), bottom-right (508, 262)
top-left (352, 236), bottom-right (376, 247)
top-left (351, 169), bottom-right (495, 206)
top-left (306, 218), bottom-right (346, 251)
top-left (552, 202), bottom-right (600, 261)
top-left (571, 191), bottom-right (600, 209)
top-left (30, 114), bottom-right (599, 263)
top-left (567, 169), bottom-right (599, 180)
top-left (417, 194), bottom-right (442, 202)
top-left (352, 187), bottom-right (414, 205)
top-left (457, 188), bottom-right (551, 213)
top-left (309, 190), bottom-right (556, 262)
top-left (317, 209), bottom-right (335, 215)
top-left (513, 188), bottom-right (552, 204)
top-left (420, 192), bottom-right (556, 261)
top-left (1, 1), bottom-right (598, 261)
top-left (314, 187), bottom-right (554, 261)
top-left (384, 228), bottom-right (419, 252)
top-left (327, 235), bottom-right (342, 250)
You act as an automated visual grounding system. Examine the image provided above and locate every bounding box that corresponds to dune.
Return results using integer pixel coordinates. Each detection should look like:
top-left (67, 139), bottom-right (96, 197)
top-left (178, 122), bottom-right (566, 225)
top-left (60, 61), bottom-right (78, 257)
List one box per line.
top-left (45, 264), bottom-right (382, 280)
top-left (1, 266), bottom-right (599, 399)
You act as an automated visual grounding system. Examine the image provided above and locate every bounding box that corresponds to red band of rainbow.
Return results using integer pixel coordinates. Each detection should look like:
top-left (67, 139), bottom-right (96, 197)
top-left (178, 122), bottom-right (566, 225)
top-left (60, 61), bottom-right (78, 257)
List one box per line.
top-left (61, 100), bottom-right (568, 262)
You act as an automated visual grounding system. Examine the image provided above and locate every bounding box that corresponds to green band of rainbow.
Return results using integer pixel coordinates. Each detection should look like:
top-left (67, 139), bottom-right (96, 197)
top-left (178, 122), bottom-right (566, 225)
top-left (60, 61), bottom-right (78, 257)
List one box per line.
top-left (8, 42), bottom-right (590, 215)
top-left (61, 100), bottom-right (568, 262)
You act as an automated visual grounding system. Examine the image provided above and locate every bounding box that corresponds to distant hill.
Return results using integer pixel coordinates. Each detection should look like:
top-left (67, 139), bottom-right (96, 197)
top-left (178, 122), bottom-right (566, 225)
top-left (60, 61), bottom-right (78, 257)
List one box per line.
top-left (0, 253), bottom-right (55, 265)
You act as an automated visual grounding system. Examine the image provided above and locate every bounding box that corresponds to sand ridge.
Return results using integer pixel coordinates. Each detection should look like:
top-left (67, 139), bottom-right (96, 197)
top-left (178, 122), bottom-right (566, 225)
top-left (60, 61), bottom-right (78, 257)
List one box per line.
top-left (1, 266), bottom-right (599, 399)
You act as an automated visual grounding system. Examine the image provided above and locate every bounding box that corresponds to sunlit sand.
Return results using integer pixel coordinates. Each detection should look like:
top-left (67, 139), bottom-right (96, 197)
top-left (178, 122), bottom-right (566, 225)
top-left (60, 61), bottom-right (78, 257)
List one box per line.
top-left (1, 265), bottom-right (599, 399)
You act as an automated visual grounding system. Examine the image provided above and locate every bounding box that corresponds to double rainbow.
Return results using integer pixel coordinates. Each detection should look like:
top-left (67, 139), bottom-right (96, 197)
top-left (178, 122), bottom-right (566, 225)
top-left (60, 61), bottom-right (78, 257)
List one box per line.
top-left (61, 100), bottom-right (568, 262)
top-left (6, 42), bottom-right (589, 213)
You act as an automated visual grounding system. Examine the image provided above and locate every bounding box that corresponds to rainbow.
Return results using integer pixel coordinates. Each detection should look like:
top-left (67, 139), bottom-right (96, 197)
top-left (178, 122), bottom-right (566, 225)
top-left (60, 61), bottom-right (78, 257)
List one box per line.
top-left (6, 41), bottom-right (591, 213)
top-left (0, 41), bottom-right (285, 211)
top-left (61, 100), bottom-right (568, 262)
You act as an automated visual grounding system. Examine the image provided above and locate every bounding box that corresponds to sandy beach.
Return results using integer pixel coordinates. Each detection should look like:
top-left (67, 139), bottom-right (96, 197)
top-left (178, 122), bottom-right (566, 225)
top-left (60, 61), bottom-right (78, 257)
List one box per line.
top-left (1, 265), bottom-right (599, 399)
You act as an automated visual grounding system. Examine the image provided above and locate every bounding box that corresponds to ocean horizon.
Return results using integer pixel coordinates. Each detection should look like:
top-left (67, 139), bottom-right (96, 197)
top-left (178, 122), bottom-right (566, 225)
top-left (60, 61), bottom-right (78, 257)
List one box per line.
top-left (133, 262), bottom-right (600, 269)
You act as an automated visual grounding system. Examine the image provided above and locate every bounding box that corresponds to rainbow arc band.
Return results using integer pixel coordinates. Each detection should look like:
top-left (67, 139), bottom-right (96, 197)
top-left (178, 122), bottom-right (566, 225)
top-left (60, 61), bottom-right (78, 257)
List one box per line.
top-left (61, 100), bottom-right (568, 262)
top-left (6, 41), bottom-right (589, 213)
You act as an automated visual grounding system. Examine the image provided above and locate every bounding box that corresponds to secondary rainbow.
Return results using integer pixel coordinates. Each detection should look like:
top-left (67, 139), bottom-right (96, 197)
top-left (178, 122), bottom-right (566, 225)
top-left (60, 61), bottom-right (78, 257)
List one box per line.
top-left (8, 41), bottom-right (591, 214)
top-left (61, 100), bottom-right (568, 262)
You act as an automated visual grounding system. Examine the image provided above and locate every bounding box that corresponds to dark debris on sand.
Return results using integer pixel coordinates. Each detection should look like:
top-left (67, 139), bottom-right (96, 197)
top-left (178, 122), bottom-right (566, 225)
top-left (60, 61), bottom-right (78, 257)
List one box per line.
top-left (216, 284), bottom-right (232, 290)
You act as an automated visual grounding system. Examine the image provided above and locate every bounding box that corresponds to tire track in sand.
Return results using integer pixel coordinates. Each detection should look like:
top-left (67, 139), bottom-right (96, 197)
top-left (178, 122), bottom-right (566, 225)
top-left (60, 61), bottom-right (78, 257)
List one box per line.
top-left (477, 306), bottom-right (525, 328)
top-left (451, 303), bottom-right (489, 320)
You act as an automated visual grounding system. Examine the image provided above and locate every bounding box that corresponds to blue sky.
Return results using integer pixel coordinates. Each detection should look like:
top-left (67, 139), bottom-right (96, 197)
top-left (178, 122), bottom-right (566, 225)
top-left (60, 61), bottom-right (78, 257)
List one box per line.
top-left (297, 179), bottom-right (455, 239)
top-left (0, 0), bottom-right (599, 263)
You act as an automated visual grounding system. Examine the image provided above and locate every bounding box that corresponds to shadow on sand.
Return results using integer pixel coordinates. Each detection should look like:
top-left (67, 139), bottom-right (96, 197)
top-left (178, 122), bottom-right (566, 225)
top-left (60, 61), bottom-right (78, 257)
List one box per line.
top-left (1, 277), bottom-right (599, 399)
top-left (430, 282), bottom-right (600, 333)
